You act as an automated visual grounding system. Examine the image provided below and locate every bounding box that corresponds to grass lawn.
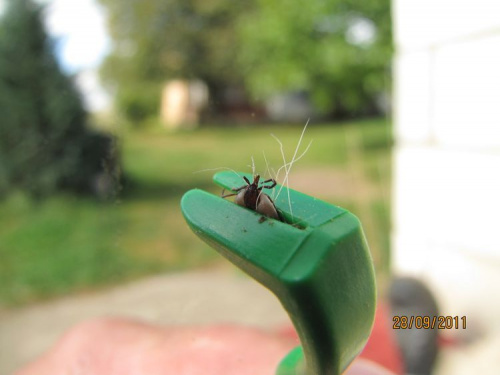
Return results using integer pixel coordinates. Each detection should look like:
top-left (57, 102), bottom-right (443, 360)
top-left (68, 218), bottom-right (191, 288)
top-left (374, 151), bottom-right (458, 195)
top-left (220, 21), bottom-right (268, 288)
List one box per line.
top-left (0, 118), bottom-right (392, 307)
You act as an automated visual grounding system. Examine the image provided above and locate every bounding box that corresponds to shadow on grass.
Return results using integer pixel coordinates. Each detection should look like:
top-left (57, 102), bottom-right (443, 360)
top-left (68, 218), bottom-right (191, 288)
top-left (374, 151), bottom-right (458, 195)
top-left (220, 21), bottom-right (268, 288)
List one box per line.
top-left (361, 136), bottom-right (394, 152)
top-left (119, 178), bottom-right (216, 202)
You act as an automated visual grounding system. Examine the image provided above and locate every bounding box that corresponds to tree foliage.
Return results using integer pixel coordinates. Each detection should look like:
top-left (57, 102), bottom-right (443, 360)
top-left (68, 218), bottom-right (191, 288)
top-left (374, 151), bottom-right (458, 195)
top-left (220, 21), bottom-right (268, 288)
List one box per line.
top-left (238, 0), bottom-right (392, 116)
top-left (99, 0), bottom-right (391, 121)
top-left (0, 0), bottom-right (118, 198)
top-left (98, 0), bottom-right (250, 122)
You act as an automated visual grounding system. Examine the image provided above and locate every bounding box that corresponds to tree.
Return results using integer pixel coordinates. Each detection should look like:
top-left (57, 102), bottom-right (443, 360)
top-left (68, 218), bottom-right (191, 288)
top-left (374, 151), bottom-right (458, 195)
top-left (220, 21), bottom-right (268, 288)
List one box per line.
top-left (99, 0), bottom-right (391, 122)
top-left (98, 0), bottom-right (252, 123)
top-left (237, 0), bottom-right (392, 117)
top-left (0, 0), bottom-right (119, 198)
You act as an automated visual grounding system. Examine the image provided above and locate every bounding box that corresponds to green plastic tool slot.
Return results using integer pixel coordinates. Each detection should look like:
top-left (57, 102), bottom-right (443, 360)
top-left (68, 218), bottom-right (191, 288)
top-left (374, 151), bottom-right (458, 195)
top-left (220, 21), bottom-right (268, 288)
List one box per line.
top-left (181, 171), bottom-right (376, 375)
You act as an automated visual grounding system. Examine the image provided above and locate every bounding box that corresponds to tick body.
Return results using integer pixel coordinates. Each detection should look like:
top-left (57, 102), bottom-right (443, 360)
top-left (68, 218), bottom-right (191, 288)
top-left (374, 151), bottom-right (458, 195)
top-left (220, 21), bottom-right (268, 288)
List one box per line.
top-left (223, 175), bottom-right (283, 221)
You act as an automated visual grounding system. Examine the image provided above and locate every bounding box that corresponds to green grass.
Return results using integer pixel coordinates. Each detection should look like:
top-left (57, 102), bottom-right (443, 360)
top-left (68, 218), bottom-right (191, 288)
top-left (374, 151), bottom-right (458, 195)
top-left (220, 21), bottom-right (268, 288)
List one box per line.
top-left (0, 118), bottom-right (392, 307)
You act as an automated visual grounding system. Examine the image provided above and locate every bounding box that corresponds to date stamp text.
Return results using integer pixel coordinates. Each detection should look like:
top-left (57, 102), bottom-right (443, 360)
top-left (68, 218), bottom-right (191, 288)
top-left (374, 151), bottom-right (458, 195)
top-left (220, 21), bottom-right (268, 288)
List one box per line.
top-left (393, 315), bottom-right (466, 330)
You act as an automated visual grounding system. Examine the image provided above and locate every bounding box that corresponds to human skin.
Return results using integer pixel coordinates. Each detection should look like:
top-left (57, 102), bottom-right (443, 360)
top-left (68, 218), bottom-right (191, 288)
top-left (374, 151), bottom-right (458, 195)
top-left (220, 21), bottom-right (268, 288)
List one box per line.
top-left (15, 317), bottom-right (393, 375)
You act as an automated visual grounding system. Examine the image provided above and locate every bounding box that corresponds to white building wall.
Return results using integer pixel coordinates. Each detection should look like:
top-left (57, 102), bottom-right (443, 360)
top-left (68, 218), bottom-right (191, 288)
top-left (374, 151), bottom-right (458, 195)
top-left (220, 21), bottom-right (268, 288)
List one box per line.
top-left (393, 1), bottom-right (500, 374)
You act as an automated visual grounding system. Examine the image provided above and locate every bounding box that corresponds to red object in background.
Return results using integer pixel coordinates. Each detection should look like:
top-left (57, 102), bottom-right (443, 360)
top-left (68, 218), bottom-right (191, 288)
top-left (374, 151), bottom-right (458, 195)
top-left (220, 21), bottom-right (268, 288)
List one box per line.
top-left (360, 304), bottom-right (404, 375)
top-left (277, 304), bottom-right (404, 375)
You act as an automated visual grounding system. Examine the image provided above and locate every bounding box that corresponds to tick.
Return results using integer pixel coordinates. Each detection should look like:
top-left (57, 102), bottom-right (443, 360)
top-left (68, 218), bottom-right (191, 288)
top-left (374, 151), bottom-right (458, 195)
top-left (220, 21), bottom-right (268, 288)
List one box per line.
top-left (223, 175), bottom-right (283, 221)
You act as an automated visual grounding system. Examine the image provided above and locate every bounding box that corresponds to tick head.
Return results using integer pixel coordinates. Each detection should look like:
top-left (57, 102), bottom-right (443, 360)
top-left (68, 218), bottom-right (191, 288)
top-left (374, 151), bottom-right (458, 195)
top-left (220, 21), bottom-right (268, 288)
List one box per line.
top-left (253, 174), bottom-right (261, 186)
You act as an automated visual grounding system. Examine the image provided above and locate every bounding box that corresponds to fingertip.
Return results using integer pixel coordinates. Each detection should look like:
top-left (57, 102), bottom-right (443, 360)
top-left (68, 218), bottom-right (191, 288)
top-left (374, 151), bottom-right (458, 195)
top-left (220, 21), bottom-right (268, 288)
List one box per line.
top-left (345, 359), bottom-right (396, 375)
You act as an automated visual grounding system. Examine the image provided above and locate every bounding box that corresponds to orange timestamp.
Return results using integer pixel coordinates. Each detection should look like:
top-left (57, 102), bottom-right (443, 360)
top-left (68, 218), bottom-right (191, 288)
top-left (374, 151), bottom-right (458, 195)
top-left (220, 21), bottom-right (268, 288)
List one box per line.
top-left (393, 315), bottom-right (467, 330)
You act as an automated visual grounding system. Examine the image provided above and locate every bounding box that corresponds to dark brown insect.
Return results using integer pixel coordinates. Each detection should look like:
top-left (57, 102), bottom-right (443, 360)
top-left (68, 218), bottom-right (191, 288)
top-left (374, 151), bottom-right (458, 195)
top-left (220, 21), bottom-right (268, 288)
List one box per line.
top-left (222, 175), bottom-right (283, 221)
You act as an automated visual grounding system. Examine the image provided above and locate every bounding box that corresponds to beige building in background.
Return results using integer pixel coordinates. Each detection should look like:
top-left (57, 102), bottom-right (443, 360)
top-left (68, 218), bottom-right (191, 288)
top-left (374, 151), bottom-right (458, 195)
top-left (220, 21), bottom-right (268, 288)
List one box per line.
top-left (393, 1), bottom-right (500, 374)
top-left (161, 79), bottom-right (208, 129)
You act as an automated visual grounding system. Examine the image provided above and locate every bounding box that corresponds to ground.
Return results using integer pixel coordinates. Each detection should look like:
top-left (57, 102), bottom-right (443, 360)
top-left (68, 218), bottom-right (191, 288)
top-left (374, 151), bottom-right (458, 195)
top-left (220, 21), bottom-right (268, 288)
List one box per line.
top-left (0, 269), bottom-right (290, 373)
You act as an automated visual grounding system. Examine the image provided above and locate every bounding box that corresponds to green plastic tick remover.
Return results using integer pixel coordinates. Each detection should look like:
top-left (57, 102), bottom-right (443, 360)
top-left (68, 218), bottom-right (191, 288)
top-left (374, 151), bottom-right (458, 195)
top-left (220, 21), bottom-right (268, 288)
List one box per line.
top-left (181, 171), bottom-right (376, 375)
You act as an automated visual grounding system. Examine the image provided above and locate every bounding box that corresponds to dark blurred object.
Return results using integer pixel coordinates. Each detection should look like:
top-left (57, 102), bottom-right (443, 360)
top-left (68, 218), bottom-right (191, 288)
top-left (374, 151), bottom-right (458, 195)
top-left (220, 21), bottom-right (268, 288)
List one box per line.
top-left (389, 277), bottom-right (439, 375)
top-left (63, 131), bottom-right (121, 200)
top-left (265, 91), bottom-right (318, 123)
top-left (0, 0), bottom-right (120, 199)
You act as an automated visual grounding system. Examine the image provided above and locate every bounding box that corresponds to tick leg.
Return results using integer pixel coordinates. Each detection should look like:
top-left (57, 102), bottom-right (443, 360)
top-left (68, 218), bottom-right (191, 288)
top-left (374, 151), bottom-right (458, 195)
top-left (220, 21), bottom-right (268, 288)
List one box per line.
top-left (261, 178), bottom-right (277, 189)
top-left (222, 192), bottom-right (238, 198)
top-left (231, 184), bottom-right (248, 192)
top-left (222, 188), bottom-right (240, 198)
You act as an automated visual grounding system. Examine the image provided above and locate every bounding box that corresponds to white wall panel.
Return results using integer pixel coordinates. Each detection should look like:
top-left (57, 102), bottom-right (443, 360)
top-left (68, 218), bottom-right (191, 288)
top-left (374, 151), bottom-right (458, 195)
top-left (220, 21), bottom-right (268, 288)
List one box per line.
top-left (394, 146), bottom-right (500, 259)
top-left (433, 34), bottom-right (500, 148)
top-left (394, 0), bottom-right (500, 50)
top-left (394, 51), bottom-right (434, 143)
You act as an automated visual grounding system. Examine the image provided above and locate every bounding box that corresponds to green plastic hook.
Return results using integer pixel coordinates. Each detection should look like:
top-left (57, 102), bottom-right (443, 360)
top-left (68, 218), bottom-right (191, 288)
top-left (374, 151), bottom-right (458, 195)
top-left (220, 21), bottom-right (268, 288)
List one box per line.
top-left (181, 171), bottom-right (376, 375)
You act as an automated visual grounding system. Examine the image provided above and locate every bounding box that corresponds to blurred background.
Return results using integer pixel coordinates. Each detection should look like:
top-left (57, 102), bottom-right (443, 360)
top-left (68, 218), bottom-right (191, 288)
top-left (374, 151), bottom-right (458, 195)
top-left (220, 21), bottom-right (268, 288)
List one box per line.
top-left (0, 0), bottom-right (498, 374)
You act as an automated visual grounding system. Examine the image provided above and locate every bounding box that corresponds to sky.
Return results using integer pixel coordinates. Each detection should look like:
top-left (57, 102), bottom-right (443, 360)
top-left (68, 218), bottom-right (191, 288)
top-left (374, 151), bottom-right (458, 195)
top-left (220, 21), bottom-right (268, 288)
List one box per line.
top-left (0, 0), bottom-right (111, 112)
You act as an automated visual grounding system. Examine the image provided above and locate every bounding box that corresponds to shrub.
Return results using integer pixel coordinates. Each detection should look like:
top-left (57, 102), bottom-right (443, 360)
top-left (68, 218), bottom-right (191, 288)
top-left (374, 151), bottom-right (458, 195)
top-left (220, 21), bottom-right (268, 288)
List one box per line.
top-left (0, 0), bottom-right (120, 199)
